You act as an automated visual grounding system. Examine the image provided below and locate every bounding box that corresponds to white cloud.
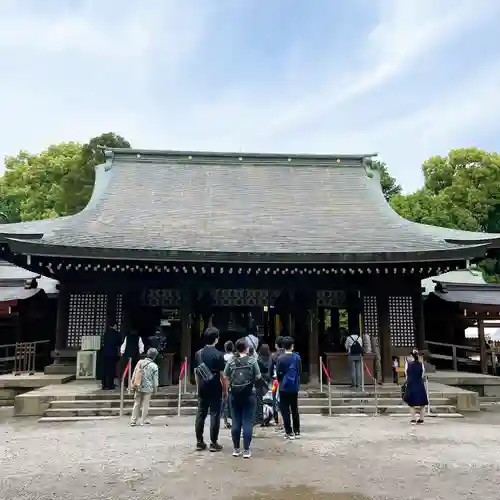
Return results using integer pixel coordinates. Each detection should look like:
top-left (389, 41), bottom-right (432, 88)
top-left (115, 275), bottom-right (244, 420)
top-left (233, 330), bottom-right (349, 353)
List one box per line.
top-left (0, 0), bottom-right (499, 194)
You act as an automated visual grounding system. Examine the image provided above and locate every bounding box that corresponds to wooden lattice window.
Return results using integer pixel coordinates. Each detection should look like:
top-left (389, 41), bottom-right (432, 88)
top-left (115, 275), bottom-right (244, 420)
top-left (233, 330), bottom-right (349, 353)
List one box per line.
top-left (212, 289), bottom-right (271, 307)
top-left (362, 296), bottom-right (379, 337)
top-left (317, 290), bottom-right (347, 308)
top-left (142, 289), bottom-right (181, 307)
top-left (389, 296), bottom-right (415, 347)
top-left (67, 293), bottom-right (108, 348)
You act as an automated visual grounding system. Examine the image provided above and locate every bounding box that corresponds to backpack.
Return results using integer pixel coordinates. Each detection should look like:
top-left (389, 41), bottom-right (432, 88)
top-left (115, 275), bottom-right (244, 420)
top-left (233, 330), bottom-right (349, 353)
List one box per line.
top-left (280, 353), bottom-right (299, 392)
top-left (230, 357), bottom-right (254, 395)
top-left (348, 336), bottom-right (363, 356)
top-left (131, 360), bottom-right (151, 390)
top-left (194, 348), bottom-right (215, 385)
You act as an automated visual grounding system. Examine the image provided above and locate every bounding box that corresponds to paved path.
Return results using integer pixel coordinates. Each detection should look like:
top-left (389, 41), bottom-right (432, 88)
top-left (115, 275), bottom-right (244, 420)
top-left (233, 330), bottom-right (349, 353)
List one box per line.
top-left (1, 413), bottom-right (499, 499)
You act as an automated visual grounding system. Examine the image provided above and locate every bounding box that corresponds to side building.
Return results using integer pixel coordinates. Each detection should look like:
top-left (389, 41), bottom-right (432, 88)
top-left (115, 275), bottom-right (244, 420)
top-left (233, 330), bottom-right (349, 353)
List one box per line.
top-left (1, 149), bottom-right (499, 383)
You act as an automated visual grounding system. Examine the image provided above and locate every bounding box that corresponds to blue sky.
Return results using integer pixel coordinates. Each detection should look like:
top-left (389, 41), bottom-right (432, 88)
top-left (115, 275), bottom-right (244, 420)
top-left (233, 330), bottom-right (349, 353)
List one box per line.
top-left (1, 0), bottom-right (500, 192)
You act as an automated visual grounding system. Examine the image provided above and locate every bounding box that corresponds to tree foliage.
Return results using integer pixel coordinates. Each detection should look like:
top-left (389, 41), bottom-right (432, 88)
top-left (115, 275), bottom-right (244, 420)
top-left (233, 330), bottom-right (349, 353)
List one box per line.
top-left (0, 132), bottom-right (130, 222)
top-left (389, 147), bottom-right (500, 282)
top-left (391, 148), bottom-right (500, 232)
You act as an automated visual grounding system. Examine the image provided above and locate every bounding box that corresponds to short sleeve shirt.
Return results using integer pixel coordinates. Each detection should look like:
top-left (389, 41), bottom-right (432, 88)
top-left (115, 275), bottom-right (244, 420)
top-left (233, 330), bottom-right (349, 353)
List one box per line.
top-left (194, 346), bottom-right (225, 396)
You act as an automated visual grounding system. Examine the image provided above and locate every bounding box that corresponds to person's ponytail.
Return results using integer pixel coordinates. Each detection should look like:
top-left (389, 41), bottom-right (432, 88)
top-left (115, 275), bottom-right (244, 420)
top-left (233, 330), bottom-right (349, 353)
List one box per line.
top-left (411, 349), bottom-right (419, 363)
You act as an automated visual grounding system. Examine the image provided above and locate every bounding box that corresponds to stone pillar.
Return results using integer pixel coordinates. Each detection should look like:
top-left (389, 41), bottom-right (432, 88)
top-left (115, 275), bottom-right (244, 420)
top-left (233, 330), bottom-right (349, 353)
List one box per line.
top-left (308, 302), bottom-right (320, 385)
top-left (377, 293), bottom-right (392, 383)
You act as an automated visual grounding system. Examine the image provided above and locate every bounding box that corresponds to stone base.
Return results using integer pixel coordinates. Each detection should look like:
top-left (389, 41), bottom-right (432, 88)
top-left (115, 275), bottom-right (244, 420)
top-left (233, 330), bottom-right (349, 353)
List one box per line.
top-left (44, 363), bottom-right (76, 375)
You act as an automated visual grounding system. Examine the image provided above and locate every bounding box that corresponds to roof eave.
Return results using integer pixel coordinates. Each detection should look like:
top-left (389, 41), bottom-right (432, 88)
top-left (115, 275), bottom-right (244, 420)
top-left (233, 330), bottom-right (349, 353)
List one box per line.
top-left (2, 238), bottom-right (490, 264)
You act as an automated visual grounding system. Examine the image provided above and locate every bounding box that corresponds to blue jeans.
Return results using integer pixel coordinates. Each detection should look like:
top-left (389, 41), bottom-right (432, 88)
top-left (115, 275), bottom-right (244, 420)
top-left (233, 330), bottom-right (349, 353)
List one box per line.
top-left (230, 392), bottom-right (256, 451)
top-left (222, 393), bottom-right (231, 422)
top-left (349, 355), bottom-right (362, 388)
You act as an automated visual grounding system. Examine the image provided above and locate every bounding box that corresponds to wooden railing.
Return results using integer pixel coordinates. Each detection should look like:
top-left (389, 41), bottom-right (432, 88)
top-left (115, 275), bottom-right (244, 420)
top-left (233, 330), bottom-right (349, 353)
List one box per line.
top-left (425, 340), bottom-right (481, 371)
top-left (0, 340), bottom-right (52, 375)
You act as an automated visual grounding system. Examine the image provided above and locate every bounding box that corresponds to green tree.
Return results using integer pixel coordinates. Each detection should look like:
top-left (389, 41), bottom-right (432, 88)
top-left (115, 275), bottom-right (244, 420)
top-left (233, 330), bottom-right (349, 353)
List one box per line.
top-left (367, 159), bottom-right (403, 202)
top-left (390, 147), bottom-right (500, 282)
top-left (0, 132), bottom-right (130, 221)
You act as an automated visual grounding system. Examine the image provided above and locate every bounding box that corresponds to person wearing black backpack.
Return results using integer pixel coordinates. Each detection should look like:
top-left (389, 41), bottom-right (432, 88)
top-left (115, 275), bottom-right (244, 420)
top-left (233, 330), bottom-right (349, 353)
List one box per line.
top-left (345, 332), bottom-right (363, 389)
top-left (223, 338), bottom-right (263, 459)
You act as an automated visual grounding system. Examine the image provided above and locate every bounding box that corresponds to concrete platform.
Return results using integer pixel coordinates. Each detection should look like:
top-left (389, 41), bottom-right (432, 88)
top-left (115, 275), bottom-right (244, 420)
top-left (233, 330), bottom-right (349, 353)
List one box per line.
top-left (0, 373), bottom-right (74, 389)
top-left (428, 371), bottom-right (500, 397)
top-left (14, 380), bottom-right (99, 417)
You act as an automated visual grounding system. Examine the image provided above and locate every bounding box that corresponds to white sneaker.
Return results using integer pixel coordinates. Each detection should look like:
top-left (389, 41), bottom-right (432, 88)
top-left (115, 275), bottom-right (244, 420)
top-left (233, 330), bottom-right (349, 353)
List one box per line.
top-left (232, 449), bottom-right (242, 457)
top-left (243, 450), bottom-right (251, 459)
top-left (130, 422), bottom-right (136, 427)
top-left (284, 433), bottom-right (295, 440)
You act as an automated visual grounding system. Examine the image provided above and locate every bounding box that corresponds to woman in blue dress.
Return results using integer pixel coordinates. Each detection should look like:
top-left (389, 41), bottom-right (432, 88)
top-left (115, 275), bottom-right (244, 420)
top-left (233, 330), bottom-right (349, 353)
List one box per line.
top-left (404, 349), bottom-right (429, 424)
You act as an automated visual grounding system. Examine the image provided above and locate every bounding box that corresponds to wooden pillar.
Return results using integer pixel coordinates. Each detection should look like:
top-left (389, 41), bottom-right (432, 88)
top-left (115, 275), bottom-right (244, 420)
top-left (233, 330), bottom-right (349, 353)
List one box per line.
top-left (348, 309), bottom-right (360, 335)
top-left (377, 293), bottom-right (392, 383)
top-left (54, 284), bottom-right (70, 353)
top-left (106, 291), bottom-right (118, 327)
top-left (413, 289), bottom-right (425, 350)
top-left (180, 290), bottom-right (193, 380)
top-left (478, 316), bottom-right (488, 374)
top-left (308, 300), bottom-right (320, 384)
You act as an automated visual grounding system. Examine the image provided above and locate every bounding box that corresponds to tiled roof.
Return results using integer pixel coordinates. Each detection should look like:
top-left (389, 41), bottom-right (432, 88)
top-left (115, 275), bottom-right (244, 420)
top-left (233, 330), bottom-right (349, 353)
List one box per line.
top-left (433, 282), bottom-right (500, 306)
top-left (0, 149), bottom-right (496, 263)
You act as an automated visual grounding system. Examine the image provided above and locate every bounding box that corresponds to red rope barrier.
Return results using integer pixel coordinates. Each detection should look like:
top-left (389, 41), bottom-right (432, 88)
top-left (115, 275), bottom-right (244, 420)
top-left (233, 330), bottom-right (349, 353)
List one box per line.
top-left (364, 362), bottom-right (376, 382)
top-left (179, 358), bottom-right (187, 379)
top-left (122, 359), bottom-right (131, 378)
top-left (321, 359), bottom-right (331, 384)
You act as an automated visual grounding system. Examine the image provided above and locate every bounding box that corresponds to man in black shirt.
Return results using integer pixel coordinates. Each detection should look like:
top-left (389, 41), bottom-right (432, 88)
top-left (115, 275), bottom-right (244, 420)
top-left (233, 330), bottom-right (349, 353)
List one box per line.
top-left (194, 327), bottom-right (227, 452)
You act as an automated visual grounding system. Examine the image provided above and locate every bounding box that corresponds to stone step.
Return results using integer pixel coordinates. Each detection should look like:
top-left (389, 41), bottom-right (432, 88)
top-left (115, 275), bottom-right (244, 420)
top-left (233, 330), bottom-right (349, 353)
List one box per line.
top-left (48, 397), bottom-right (453, 409)
top-left (39, 416), bottom-right (116, 423)
top-left (38, 412), bottom-right (463, 423)
top-left (70, 390), bottom-right (447, 401)
top-left (43, 404), bottom-right (458, 418)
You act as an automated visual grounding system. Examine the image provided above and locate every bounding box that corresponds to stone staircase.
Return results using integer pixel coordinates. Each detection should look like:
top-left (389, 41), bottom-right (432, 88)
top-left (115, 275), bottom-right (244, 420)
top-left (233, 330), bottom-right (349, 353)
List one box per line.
top-left (38, 387), bottom-right (462, 423)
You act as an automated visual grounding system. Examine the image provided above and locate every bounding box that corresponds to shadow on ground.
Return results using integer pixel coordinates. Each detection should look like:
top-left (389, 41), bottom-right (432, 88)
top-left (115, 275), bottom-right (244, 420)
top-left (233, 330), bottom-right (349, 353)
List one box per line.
top-left (235, 486), bottom-right (371, 499)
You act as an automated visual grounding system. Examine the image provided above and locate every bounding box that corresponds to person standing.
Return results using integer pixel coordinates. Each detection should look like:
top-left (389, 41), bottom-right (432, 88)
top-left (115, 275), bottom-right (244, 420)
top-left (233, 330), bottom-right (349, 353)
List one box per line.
top-left (270, 336), bottom-right (285, 430)
top-left (222, 341), bottom-right (235, 429)
top-left (403, 349), bottom-right (429, 424)
top-left (224, 338), bottom-right (262, 458)
top-left (276, 337), bottom-right (301, 440)
top-left (101, 323), bottom-right (121, 390)
top-left (120, 329), bottom-right (145, 383)
top-left (345, 332), bottom-right (363, 389)
top-left (255, 344), bottom-right (272, 426)
top-left (194, 327), bottom-right (226, 452)
top-left (130, 348), bottom-right (159, 426)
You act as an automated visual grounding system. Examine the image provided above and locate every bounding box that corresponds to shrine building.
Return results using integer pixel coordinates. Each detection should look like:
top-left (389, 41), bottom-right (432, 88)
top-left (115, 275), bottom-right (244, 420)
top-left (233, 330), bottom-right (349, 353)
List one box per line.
top-left (1, 148), bottom-right (500, 384)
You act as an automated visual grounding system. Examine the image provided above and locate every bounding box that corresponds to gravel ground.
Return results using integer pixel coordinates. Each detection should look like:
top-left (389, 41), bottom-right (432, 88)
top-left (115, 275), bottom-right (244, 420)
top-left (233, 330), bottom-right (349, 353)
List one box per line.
top-left (1, 412), bottom-right (499, 500)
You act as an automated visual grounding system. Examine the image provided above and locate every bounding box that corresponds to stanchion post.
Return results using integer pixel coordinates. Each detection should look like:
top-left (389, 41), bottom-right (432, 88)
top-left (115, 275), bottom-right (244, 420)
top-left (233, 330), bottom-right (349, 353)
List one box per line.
top-left (328, 378), bottom-right (332, 417)
top-left (319, 356), bottom-right (323, 393)
top-left (183, 357), bottom-right (188, 395)
top-left (119, 373), bottom-right (125, 418)
top-left (361, 356), bottom-right (365, 393)
top-left (177, 373), bottom-right (182, 417)
top-left (374, 365), bottom-right (378, 417)
top-left (127, 358), bottom-right (132, 395)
